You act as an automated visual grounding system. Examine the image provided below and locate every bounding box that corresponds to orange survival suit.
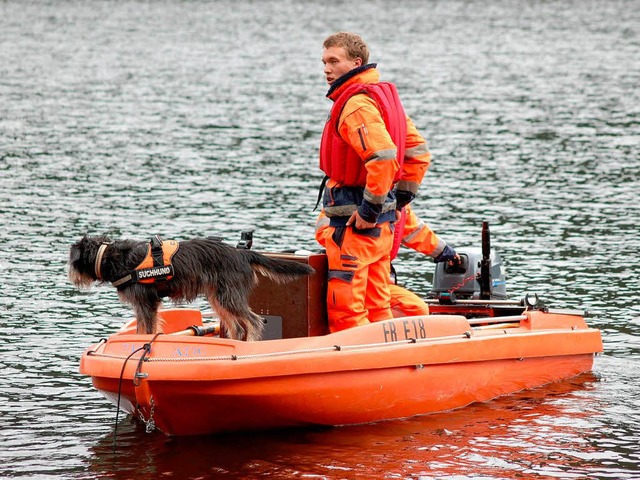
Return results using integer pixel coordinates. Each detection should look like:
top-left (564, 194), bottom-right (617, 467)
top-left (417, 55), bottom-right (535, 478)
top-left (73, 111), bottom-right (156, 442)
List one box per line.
top-left (316, 204), bottom-right (446, 319)
top-left (319, 64), bottom-right (431, 332)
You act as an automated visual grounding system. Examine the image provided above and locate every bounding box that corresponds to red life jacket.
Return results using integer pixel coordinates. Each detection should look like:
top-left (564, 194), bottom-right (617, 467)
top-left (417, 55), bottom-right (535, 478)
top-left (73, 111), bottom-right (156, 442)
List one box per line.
top-left (320, 82), bottom-right (407, 186)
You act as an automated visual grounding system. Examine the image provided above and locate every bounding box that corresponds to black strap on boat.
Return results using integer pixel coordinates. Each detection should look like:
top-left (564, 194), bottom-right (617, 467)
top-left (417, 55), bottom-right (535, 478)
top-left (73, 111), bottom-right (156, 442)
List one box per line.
top-left (188, 324), bottom-right (219, 336)
top-left (113, 344), bottom-right (147, 452)
top-left (133, 333), bottom-right (162, 387)
top-left (314, 175), bottom-right (329, 212)
top-left (113, 333), bottom-right (162, 452)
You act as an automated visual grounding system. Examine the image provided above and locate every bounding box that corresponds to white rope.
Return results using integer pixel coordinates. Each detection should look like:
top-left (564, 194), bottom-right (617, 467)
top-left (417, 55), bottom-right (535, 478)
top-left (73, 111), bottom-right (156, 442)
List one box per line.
top-left (87, 330), bottom-right (502, 363)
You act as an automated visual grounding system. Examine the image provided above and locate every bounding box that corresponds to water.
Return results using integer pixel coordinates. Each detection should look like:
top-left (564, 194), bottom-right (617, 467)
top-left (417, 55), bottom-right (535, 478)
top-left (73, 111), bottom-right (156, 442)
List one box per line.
top-left (1, 0), bottom-right (639, 478)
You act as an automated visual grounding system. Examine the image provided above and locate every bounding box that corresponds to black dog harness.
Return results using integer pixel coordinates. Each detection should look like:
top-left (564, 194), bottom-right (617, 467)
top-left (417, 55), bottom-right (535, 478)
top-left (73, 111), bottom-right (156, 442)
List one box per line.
top-left (112, 236), bottom-right (179, 288)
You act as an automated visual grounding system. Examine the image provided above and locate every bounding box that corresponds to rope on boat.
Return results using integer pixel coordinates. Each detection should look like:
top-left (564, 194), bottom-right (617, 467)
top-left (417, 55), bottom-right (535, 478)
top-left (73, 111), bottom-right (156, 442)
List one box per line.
top-left (113, 344), bottom-right (147, 452)
top-left (86, 338), bottom-right (107, 354)
top-left (90, 339), bottom-right (431, 363)
top-left (112, 333), bottom-right (161, 451)
top-left (144, 338), bottom-right (445, 361)
top-left (448, 273), bottom-right (479, 294)
top-left (91, 325), bottom-right (526, 364)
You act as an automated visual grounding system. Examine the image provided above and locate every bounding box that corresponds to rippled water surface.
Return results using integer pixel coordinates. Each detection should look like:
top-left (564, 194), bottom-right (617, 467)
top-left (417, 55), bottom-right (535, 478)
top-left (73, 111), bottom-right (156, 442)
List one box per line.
top-left (1, 0), bottom-right (639, 478)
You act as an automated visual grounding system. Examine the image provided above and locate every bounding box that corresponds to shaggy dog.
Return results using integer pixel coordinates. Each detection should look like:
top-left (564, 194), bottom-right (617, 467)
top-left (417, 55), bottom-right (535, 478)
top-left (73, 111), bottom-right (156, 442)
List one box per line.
top-left (68, 235), bottom-right (314, 340)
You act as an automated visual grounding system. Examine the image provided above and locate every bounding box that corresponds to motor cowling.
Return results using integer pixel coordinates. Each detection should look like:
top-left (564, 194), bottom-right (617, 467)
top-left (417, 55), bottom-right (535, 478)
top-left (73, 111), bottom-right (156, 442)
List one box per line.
top-left (430, 247), bottom-right (507, 300)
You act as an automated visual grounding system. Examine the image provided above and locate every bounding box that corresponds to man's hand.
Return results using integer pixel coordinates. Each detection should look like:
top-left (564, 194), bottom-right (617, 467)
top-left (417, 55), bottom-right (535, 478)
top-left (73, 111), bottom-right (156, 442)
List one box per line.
top-left (434, 244), bottom-right (460, 264)
top-left (448, 253), bottom-right (462, 267)
top-left (346, 210), bottom-right (377, 229)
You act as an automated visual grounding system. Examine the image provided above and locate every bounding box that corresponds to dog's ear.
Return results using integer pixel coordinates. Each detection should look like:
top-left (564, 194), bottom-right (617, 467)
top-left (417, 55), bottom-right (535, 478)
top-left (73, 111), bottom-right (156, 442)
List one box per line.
top-left (69, 244), bottom-right (81, 263)
top-left (69, 235), bottom-right (94, 262)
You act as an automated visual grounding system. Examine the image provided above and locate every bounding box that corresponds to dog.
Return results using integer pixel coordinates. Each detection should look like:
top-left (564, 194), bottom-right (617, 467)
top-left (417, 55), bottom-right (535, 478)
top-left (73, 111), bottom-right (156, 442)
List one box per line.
top-left (68, 235), bottom-right (314, 340)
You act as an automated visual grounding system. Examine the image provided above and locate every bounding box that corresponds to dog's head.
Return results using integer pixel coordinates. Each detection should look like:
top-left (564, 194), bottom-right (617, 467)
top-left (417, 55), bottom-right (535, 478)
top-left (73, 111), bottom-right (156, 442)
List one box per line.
top-left (68, 235), bottom-right (113, 287)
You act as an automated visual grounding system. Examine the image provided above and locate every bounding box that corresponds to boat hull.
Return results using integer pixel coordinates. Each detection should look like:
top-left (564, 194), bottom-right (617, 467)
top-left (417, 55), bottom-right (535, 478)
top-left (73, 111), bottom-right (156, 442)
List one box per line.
top-left (94, 355), bottom-right (594, 436)
top-left (80, 310), bottom-right (602, 436)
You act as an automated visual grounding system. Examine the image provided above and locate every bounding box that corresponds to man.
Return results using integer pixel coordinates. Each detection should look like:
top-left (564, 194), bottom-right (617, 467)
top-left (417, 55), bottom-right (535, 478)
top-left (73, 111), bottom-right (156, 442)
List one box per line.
top-left (318, 32), bottom-right (455, 332)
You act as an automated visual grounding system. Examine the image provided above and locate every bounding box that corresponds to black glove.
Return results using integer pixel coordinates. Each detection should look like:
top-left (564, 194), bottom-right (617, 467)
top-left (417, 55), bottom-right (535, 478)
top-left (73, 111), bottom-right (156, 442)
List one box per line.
top-left (358, 199), bottom-right (381, 224)
top-left (395, 190), bottom-right (415, 211)
top-left (434, 244), bottom-right (458, 263)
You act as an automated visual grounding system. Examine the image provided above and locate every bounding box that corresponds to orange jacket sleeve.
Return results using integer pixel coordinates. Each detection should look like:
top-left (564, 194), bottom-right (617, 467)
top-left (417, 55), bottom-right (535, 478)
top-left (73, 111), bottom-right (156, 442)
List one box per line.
top-left (401, 205), bottom-right (446, 258)
top-left (397, 117), bottom-right (431, 195)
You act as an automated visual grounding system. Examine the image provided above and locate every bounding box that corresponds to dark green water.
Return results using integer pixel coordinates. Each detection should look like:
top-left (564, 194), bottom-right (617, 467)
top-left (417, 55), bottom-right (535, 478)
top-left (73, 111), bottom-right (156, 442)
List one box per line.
top-left (1, 0), bottom-right (639, 478)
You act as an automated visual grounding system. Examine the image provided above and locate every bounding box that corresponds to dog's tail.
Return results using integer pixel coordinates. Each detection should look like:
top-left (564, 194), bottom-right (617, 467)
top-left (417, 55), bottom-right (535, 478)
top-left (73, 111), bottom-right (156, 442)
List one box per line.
top-left (246, 251), bottom-right (314, 283)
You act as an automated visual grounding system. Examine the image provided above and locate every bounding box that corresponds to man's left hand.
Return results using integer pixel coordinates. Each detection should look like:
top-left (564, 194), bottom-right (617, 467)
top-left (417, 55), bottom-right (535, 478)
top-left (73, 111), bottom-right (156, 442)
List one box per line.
top-left (434, 244), bottom-right (460, 264)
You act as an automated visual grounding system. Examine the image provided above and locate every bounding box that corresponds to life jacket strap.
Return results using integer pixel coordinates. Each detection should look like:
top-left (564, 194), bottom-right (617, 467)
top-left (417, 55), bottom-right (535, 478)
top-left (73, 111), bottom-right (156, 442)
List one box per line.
top-left (112, 236), bottom-right (179, 288)
top-left (150, 235), bottom-right (164, 268)
top-left (314, 175), bottom-right (329, 212)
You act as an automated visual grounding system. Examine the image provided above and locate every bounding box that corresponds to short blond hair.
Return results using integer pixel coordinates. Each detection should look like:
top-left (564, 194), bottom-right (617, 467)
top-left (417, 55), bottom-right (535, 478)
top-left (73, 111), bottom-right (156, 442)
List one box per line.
top-left (323, 32), bottom-right (370, 65)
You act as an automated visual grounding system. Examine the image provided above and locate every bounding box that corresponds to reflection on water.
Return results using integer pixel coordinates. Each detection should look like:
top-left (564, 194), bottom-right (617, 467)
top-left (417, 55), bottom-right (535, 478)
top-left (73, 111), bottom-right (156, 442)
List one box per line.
top-left (83, 372), bottom-right (630, 480)
top-left (1, 0), bottom-right (639, 478)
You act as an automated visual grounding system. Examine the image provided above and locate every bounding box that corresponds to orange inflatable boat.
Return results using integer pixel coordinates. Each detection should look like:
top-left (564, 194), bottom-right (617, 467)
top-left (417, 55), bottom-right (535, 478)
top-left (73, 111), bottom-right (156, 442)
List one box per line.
top-left (79, 225), bottom-right (603, 436)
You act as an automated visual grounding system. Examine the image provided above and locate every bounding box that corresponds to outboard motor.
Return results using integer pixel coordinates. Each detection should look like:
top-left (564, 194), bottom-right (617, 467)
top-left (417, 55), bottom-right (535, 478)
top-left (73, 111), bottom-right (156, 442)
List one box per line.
top-left (430, 222), bottom-right (507, 300)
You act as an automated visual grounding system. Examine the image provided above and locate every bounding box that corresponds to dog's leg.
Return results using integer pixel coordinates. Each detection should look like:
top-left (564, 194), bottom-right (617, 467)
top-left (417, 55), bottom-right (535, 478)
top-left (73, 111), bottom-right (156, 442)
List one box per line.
top-left (208, 295), bottom-right (266, 341)
top-left (214, 305), bottom-right (265, 341)
top-left (204, 279), bottom-right (266, 341)
top-left (243, 311), bottom-right (266, 341)
top-left (133, 305), bottom-right (161, 334)
top-left (210, 301), bottom-right (246, 340)
top-left (123, 288), bottom-right (162, 334)
top-left (230, 312), bottom-right (260, 342)
top-left (222, 314), bottom-right (246, 341)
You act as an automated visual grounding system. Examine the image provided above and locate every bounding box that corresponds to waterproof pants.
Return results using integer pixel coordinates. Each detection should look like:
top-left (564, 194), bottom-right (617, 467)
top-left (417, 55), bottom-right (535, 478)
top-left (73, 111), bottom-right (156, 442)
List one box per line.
top-left (325, 223), bottom-right (394, 332)
top-left (389, 284), bottom-right (430, 318)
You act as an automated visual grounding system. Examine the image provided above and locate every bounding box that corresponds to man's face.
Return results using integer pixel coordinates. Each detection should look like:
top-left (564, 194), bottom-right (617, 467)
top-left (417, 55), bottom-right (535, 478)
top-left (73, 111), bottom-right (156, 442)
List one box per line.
top-left (322, 46), bottom-right (362, 86)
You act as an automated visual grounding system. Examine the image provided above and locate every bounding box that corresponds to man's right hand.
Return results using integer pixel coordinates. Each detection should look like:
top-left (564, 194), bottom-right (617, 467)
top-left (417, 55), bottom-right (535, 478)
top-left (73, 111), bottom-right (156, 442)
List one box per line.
top-left (346, 210), bottom-right (377, 229)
